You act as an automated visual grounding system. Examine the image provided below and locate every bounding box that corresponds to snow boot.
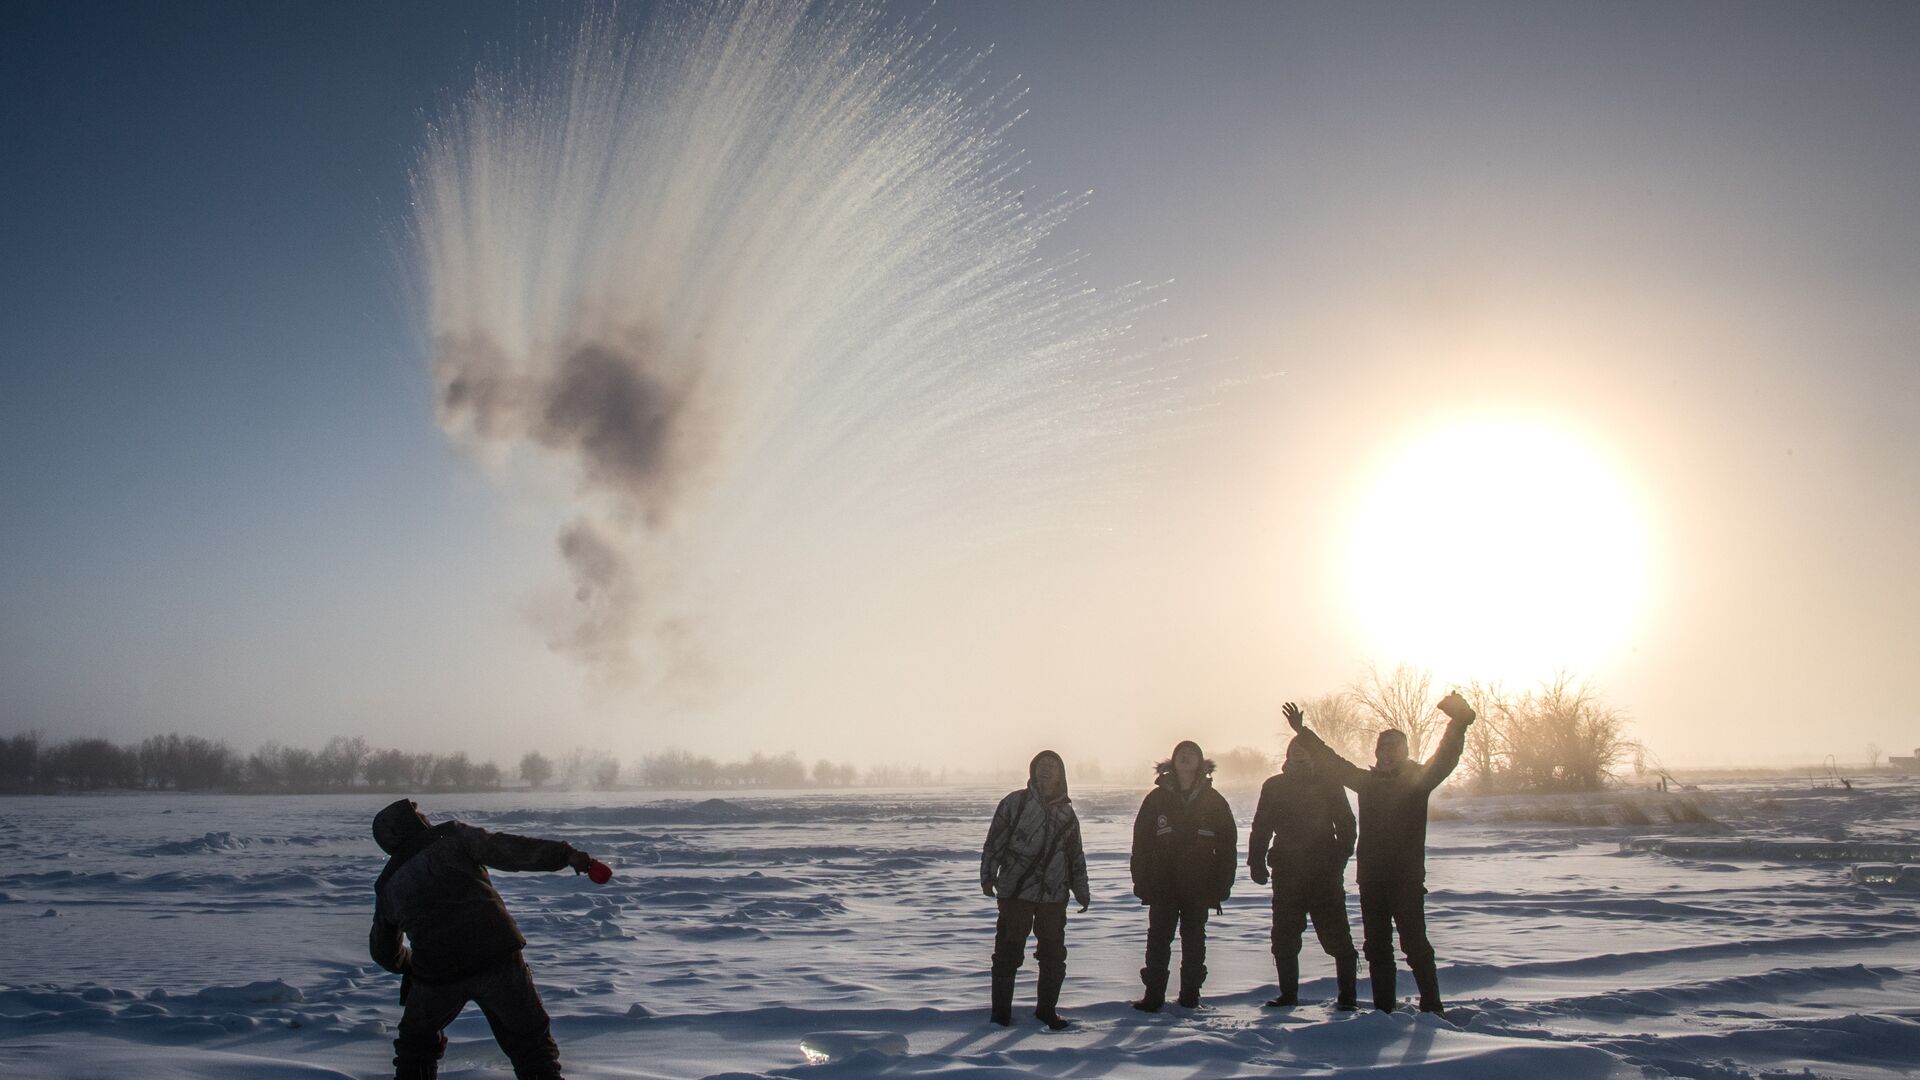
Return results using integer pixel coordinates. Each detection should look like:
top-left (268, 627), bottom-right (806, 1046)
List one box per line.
top-left (1264, 953), bottom-right (1298, 1007)
top-left (1176, 966), bottom-right (1204, 1009)
top-left (1334, 955), bottom-right (1359, 1011)
top-left (1370, 961), bottom-right (1397, 1012)
top-left (1034, 969), bottom-right (1072, 1030)
top-left (1132, 966), bottom-right (1167, 1013)
top-left (1412, 959), bottom-right (1444, 1014)
top-left (990, 973), bottom-right (1014, 1027)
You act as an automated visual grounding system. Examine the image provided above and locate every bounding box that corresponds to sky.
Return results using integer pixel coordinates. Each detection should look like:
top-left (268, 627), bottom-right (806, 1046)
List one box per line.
top-left (2, 1), bottom-right (1916, 773)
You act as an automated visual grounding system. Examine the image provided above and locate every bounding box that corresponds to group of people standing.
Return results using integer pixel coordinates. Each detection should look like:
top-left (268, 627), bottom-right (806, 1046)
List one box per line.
top-left (979, 692), bottom-right (1478, 1029)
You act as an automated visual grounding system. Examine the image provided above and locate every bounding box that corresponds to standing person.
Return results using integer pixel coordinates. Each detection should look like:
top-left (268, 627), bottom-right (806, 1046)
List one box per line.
top-left (1129, 740), bottom-right (1237, 1011)
top-left (1248, 738), bottom-right (1359, 1009)
top-left (981, 750), bottom-right (1091, 1030)
top-left (1284, 692), bottom-right (1475, 1014)
top-left (369, 799), bottom-right (595, 1080)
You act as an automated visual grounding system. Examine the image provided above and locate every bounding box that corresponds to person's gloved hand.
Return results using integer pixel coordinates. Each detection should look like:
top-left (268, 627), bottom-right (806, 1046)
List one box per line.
top-left (982, 881), bottom-right (996, 898)
top-left (1077, 895), bottom-right (1090, 913)
top-left (567, 849), bottom-right (593, 874)
top-left (1249, 862), bottom-right (1269, 887)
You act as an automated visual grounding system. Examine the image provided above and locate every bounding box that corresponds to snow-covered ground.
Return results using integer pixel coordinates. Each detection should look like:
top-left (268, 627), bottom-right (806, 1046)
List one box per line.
top-left (2, 777), bottom-right (1916, 1078)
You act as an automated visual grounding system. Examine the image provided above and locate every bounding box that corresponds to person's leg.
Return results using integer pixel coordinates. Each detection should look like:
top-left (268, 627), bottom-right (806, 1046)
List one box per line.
top-left (471, 955), bottom-right (563, 1080)
top-left (1307, 877), bottom-right (1360, 1010)
top-left (393, 977), bottom-right (470, 1080)
top-left (990, 899), bottom-right (1036, 1026)
top-left (1176, 899), bottom-right (1210, 1007)
top-left (1392, 881), bottom-right (1442, 1013)
top-left (1135, 902), bottom-right (1177, 1011)
top-left (1267, 882), bottom-right (1307, 1006)
top-left (1358, 879), bottom-right (1398, 1011)
top-left (1032, 902), bottom-right (1070, 1028)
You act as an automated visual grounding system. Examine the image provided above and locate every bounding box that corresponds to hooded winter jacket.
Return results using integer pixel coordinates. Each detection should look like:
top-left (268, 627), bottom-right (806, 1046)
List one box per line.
top-left (981, 750), bottom-right (1091, 907)
top-left (1130, 745), bottom-right (1237, 906)
top-left (368, 799), bottom-right (579, 984)
top-left (1291, 715), bottom-right (1470, 884)
top-left (1247, 768), bottom-right (1355, 882)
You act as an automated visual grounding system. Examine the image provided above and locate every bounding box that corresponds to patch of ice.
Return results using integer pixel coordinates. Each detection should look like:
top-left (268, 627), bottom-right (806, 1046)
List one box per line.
top-left (797, 1030), bottom-right (909, 1063)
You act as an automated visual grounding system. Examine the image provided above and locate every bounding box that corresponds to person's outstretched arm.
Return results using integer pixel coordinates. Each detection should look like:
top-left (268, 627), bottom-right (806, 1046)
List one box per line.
top-left (455, 822), bottom-right (589, 873)
top-left (1284, 702), bottom-right (1368, 791)
top-left (1419, 693), bottom-right (1477, 792)
top-left (981, 793), bottom-right (1015, 896)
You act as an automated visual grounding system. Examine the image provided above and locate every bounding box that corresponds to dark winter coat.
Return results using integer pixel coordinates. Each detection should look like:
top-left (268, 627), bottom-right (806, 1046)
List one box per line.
top-left (1292, 716), bottom-right (1470, 884)
top-left (368, 799), bottom-right (578, 985)
top-left (1130, 773), bottom-right (1237, 907)
top-left (1247, 770), bottom-right (1355, 883)
top-left (981, 750), bottom-right (1091, 906)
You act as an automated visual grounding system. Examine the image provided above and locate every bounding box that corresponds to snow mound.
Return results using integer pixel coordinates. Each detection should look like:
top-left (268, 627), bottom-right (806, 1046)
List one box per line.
top-left (798, 1030), bottom-right (909, 1063)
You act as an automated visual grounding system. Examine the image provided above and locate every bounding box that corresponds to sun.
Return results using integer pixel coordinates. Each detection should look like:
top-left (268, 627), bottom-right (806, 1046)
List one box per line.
top-left (1346, 417), bottom-right (1651, 683)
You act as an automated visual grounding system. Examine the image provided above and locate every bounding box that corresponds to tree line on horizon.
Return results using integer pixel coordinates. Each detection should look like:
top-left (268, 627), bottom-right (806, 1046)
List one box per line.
top-left (0, 732), bottom-right (952, 795)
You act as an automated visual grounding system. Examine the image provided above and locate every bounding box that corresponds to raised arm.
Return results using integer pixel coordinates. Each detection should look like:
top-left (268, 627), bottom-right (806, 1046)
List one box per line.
top-left (1419, 692), bottom-right (1477, 792)
top-left (454, 822), bottom-right (585, 873)
top-left (1284, 701), bottom-right (1368, 792)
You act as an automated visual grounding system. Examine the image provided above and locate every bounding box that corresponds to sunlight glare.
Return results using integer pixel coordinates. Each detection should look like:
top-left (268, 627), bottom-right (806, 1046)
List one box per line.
top-left (1347, 418), bottom-right (1650, 682)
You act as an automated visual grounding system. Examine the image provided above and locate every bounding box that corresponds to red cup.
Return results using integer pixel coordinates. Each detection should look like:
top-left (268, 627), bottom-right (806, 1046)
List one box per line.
top-left (587, 860), bottom-right (612, 884)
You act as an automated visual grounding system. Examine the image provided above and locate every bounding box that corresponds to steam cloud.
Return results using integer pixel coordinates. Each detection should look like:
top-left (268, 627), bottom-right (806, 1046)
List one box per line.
top-left (413, 3), bottom-right (1183, 682)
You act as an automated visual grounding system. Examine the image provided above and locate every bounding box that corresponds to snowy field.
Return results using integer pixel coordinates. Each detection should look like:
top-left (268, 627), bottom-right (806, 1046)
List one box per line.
top-left (2, 777), bottom-right (1917, 1079)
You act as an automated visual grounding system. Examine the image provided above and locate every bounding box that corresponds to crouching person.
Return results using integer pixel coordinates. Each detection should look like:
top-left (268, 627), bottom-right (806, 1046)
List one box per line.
top-left (370, 798), bottom-right (594, 1080)
top-left (981, 750), bottom-right (1091, 1030)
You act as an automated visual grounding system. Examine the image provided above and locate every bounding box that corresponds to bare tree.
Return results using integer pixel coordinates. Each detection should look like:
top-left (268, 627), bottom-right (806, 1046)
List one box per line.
top-left (1350, 664), bottom-right (1440, 758)
top-left (519, 750), bottom-right (554, 790)
top-left (1867, 743), bottom-right (1883, 770)
top-left (1293, 691), bottom-right (1373, 762)
top-left (1214, 746), bottom-right (1276, 788)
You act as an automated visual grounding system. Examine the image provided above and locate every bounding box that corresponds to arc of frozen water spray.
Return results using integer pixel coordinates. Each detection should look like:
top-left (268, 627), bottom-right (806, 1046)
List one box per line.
top-left (412, 1), bottom-right (1194, 680)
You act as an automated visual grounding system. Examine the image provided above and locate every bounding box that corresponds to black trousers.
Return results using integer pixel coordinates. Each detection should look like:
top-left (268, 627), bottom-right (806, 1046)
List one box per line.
top-left (1271, 874), bottom-right (1357, 964)
top-left (1357, 877), bottom-right (1433, 970)
top-left (394, 953), bottom-right (561, 1080)
top-left (992, 898), bottom-right (1068, 981)
top-left (1144, 898), bottom-right (1210, 983)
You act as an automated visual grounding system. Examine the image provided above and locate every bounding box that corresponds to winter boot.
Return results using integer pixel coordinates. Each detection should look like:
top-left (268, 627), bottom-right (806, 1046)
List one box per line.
top-left (1412, 959), bottom-right (1444, 1014)
top-left (1264, 953), bottom-right (1299, 1008)
top-left (989, 973), bottom-right (1014, 1027)
top-left (1034, 969), bottom-right (1071, 1030)
top-left (1334, 955), bottom-right (1359, 1011)
top-left (1369, 961), bottom-right (1397, 1012)
top-left (1176, 966), bottom-right (1205, 1009)
top-left (1132, 966), bottom-right (1168, 1013)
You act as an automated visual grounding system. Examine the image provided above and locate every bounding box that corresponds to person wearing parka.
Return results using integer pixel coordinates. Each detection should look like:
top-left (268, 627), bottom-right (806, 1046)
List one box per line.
top-left (1248, 738), bottom-right (1359, 1009)
top-left (1129, 739), bottom-right (1237, 1010)
top-left (370, 798), bottom-right (594, 1080)
top-left (1285, 692), bottom-right (1475, 1014)
top-left (981, 749), bottom-right (1091, 1030)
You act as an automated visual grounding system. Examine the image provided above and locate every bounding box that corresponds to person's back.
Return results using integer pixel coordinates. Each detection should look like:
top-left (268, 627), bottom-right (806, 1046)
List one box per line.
top-left (370, 799), bottom-right (592, 1080)
top-left (1248, 745), bottom-right (1358, 1009)
top-left (1251, 770), bottom-right (1353, 882)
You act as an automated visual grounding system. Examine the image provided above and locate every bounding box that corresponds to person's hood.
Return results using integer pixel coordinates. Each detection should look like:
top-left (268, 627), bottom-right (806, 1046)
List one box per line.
top-left (373, 798), bottom-right (429, 855)
top-left (1028, 749), bottom-right (1069, 801)
top-left (1154, 740), bottom-right (1216, 790)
